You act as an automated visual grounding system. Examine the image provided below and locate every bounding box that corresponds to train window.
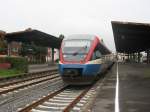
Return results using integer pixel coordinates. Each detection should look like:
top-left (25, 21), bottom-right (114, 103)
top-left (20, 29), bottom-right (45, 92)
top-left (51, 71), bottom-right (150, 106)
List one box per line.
top-left (95, 50), bottom-right (102, 58)
top-left (91, 50), bottom-right (102, 60)
top-left (91, 52), bottom-right (96, 60)
top-left (62, 40), bottom-right (91, 54)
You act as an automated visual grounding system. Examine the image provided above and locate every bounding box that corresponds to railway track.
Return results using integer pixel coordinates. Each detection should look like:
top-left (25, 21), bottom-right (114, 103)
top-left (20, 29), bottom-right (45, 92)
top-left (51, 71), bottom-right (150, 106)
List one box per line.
top-left (0, 69), bottom-right (58, 87)
top-left (18, 77), bottom-right (106, 112)
top-left (0, 70), bottom-right (60, 95)
top-left (18, 86), bottom-right (89, 112)
top-left (0, 77), bottom-right (64, 112)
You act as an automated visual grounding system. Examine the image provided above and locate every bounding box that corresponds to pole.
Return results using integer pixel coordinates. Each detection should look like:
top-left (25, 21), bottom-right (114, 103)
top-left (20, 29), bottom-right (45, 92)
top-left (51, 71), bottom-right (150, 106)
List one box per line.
top-left (51, 48), bottom-right (54, 64)
top-left (7, 42), bottom-right (11, 56)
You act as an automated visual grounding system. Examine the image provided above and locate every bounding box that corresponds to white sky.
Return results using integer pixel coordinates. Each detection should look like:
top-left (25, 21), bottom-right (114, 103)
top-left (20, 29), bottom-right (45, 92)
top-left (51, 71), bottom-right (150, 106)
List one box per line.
top-left (0, 0), bottom-right (150, 52)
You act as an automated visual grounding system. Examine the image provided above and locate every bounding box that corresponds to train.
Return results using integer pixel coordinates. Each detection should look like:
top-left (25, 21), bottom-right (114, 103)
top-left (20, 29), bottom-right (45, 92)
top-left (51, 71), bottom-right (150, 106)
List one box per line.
top-left (59, 34), bottom-right (114, 85)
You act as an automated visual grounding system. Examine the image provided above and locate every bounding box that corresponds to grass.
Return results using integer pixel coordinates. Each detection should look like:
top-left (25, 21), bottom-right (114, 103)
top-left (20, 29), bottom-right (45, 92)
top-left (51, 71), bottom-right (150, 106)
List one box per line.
top-left (0, 69), bottom-right (23, 78)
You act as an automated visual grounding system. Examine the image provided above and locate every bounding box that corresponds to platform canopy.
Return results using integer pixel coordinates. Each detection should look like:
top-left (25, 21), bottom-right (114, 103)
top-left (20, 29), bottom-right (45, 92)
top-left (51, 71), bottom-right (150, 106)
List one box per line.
top-left (5, 29), bottom-right (62, 49)
top-left (111, 21), bottom-right (150, 53)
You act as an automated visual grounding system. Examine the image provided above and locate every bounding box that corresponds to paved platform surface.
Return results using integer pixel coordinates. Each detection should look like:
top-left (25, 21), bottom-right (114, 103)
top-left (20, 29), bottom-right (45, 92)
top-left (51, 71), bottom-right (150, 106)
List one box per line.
top-left (92, 63), bottom-right (150, 112)
top-left (28, 64), bottom-right (58, 73)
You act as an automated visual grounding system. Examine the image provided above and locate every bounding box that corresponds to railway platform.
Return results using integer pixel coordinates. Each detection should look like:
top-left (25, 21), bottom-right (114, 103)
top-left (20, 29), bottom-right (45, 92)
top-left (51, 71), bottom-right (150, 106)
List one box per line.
top-left (92, 63), bottom-right (150, 112)
top-left (28, 63), bottom-right (58, 73)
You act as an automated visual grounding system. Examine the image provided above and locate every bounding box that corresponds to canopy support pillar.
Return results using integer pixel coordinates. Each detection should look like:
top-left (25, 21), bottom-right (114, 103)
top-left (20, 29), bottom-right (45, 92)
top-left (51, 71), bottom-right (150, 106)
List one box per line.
top-left (7, 42), bottom-right (11, 56)
top-left (138, 52), bottom-right (140, 63)
top-left (147, 50), bottom-right (150, 64)
top-left (51, 48), bottom-right (54, 64)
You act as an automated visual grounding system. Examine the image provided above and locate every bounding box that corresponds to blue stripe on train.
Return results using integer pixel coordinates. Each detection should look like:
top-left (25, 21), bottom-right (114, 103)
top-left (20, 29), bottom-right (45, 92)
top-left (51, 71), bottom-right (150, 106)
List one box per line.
top-left (59, 64), bottom-right (101, 76)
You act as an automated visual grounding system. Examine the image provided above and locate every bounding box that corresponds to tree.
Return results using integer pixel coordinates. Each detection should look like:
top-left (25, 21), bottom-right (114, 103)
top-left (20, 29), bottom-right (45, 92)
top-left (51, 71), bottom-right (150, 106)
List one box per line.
top-left (0, 31), bottom-right (7, 55)
top-left (19, 43), bottom-right (47, 63)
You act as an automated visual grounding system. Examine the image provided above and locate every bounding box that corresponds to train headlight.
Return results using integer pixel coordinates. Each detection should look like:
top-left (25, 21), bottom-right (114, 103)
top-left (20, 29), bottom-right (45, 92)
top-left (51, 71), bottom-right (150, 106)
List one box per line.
top-left (63, 55), bottom-right (67, 57)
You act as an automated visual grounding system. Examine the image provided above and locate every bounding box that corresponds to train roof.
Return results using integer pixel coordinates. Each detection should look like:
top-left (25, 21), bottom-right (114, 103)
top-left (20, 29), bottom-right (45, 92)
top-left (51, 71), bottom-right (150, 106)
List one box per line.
top-left (64, 34), bottom-right (96, 40)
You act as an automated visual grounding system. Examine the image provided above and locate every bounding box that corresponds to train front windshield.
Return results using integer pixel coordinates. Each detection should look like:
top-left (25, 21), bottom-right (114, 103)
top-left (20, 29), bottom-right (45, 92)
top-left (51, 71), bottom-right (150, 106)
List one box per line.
top-left (62, 40), bottom-right (91, 62)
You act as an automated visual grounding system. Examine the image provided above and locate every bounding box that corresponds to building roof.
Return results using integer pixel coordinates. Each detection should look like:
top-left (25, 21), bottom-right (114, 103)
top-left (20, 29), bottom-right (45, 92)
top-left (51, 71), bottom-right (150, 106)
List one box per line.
top-left (111, 21), bottom-right (150, 53)
top-left (5, 29), bottom-right (62, 49)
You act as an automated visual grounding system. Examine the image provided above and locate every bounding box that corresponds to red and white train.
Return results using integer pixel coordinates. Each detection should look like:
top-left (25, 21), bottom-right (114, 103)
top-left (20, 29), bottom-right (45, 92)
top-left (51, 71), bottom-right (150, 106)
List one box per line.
top-left (59, 34), bottom-right (114, 85)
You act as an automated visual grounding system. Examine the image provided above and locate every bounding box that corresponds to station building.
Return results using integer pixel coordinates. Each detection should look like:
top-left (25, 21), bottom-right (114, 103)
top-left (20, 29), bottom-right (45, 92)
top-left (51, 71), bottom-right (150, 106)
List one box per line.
top-left (0, 28), bottom-right (62, 63)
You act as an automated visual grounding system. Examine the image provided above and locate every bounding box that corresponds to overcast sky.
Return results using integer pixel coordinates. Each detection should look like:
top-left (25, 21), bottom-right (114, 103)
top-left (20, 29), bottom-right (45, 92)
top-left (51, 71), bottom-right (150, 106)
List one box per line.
top-left (0, 0), bottom-right (150, 51)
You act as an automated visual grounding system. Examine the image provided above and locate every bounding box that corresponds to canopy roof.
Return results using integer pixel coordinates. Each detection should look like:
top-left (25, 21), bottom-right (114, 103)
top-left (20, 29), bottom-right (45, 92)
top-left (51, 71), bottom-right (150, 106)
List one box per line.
top-left (112, 21), bottom-right (150, 53)
top-left (5, 29), bottom-right (62, 49)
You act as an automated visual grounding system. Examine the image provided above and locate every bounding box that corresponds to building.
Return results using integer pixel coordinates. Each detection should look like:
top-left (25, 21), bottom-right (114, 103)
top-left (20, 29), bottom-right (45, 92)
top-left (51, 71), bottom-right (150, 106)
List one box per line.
top-left (1, 29), bottom-right (62, 63)
top-left (0, 30), bottom-right (21, 57)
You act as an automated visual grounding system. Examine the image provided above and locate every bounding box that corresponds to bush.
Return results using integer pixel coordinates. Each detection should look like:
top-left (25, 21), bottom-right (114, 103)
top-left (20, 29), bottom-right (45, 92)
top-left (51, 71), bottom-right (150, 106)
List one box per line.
top-left (0, 57), bottom-right (5, 63)
top-left (0, 57), bottom-right (28, 73)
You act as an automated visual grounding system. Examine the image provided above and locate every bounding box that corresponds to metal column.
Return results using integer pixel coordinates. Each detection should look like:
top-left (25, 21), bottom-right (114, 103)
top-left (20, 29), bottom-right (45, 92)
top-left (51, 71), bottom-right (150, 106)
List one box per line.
top-left (7, 42), bottom-right (11, 56)
top-left (51, 48), bottom-right (54, 64)
top-left (138, 52), bottom-right (140, 63)
top-left (147, 50), bottom-right (150, 64)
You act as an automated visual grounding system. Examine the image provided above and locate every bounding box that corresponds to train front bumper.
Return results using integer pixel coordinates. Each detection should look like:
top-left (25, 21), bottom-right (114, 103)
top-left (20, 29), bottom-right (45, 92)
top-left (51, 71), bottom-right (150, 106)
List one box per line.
top-left (59, 64), bottom-right (101, 76)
